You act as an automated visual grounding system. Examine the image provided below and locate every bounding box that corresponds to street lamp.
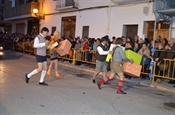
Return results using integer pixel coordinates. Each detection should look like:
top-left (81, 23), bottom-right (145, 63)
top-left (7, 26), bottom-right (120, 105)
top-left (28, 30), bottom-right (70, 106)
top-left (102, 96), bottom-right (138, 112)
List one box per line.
top-left (33, 8), bottom-right (45, 20)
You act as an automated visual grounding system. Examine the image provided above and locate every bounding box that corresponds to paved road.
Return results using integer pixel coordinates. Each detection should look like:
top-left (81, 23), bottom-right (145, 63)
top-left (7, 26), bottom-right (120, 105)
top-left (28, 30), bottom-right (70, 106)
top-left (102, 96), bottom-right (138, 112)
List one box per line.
top-left (0, 51), bottom-right (175, 115)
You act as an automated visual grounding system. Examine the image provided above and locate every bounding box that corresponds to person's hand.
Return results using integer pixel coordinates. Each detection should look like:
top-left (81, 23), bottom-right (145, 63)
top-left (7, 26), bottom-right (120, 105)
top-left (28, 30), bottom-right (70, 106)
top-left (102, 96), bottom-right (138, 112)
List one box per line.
top-left (109, 51), bottom-right (112, 54)
top-left (155, 58), bottom-right (159, 61)
top-left (130, 59), bottom-right (134, 64)
top-left (45, 40), bottom-right (50, 46)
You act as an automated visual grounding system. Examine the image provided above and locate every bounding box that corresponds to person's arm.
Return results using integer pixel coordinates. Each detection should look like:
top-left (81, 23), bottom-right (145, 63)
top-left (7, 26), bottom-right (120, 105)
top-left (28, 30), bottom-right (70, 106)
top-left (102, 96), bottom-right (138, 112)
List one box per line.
top-left (118, 48), bottom-right (130, 62)
top-left (34, 37), bottom-right (45, 48)
top-left (97, 46), bottom-right (108, 55)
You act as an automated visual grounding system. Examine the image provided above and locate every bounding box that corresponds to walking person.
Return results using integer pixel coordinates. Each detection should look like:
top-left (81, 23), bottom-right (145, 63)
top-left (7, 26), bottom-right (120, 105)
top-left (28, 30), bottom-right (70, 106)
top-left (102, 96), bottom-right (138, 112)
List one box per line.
top-left (25, 27), bottom-right (50, 86)
top-left (97, 38), bottom-right (132, 94)
top-left (47, 31), bottom-right (62, 78)
top-left (92, 36), bottom-right (109, 84)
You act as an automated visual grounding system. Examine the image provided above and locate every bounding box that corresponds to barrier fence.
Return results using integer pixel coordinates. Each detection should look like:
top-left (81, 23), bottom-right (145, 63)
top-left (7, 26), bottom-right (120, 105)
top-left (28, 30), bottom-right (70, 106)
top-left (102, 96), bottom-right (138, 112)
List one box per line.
top-left (13, 42), bottom-right (175, 83)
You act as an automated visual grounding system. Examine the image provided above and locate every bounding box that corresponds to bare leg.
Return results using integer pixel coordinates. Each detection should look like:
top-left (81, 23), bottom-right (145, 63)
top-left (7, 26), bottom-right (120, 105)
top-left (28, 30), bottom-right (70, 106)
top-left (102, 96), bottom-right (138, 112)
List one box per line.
top-left (47, 61), bottom-right (53, 77)
top-left (54, 59), bottom-right (61, 78)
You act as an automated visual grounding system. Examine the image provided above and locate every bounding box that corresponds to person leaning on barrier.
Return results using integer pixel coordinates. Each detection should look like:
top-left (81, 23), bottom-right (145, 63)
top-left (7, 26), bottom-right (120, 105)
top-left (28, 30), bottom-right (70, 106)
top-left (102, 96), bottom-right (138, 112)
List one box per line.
top-left (153, 43), bottom-right (167, 83)
top-left (92, 36), bottom-right (109, 84)
top-left (97, 37), bottom-right (133, 94)
top-left (25, 27), bottom-right (50, 86)
top-left (167, 38), bottom-right (175, 84)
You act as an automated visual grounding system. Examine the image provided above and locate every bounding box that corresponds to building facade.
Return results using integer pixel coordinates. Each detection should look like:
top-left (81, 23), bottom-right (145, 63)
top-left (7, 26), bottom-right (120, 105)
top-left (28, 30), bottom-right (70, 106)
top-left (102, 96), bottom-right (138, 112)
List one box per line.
top-left (4, 0), bottom-right (175, 39)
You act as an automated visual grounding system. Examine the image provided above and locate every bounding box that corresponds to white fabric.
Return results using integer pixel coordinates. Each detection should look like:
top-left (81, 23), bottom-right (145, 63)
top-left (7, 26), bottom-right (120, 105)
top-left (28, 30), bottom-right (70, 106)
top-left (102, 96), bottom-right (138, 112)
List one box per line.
top-left (97, 45), bottom-right (109, 55)
top-left (28, 69), bottom-right (38, 78)
top-left (39, 70), bottom-right (46, 83)
top-left (34, 34), bottom-right (45, 48)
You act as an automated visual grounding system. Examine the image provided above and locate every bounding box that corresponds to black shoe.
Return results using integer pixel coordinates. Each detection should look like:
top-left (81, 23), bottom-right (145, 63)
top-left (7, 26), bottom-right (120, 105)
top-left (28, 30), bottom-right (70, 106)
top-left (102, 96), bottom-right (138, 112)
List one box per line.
top-left (104, 81), bottom-right (111, 85)
top-left (117, 90), bottom-right (127, 94)
top-left (92, 79), bottom-right (96, 84)
top-left (168, 81), bottom-right (173, 84)
top-left (173, 85), bottom-right (175, 87)
top-left (25, 74), bottom-right (30, 84)
top-left (97, 83), bottom-right (101, 90)
top-left (39, 82), bottom-right (48, 86)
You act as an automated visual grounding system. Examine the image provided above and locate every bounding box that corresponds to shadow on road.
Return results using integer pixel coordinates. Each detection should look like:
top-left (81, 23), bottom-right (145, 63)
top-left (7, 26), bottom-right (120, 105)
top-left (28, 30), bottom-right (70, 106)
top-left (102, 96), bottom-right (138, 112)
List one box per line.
top-left (1, 50), bottom-right (22, 60)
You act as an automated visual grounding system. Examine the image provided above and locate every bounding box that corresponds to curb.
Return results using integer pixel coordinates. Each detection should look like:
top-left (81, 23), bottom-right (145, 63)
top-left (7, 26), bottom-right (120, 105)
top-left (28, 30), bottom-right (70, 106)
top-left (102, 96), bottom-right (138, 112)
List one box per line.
top-left (59, 62), bottom-right (175, 93)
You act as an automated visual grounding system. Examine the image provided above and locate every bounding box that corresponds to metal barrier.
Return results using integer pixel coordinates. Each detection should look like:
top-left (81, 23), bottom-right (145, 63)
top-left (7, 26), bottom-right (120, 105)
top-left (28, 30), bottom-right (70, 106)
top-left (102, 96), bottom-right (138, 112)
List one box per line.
top-left (152, 59), bottom-right (175, 82)
top-left (13, 42), bottom-right (175, 83)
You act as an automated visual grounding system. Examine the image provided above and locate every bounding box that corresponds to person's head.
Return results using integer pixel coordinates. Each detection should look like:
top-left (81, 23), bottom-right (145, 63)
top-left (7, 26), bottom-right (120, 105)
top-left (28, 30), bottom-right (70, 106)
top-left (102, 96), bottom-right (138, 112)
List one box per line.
top-left (115, 37), bottom-right (123, 45)
top-left (126, 37), bottom-right (132, 42)
top-left (134, 35), bottom-right (139, 42)
top-left (156, 35), bottom-right (161, 41)
top-left (134, 42), bottom-right (139, 48)
top-left (96, 38), bottom-right (101, 45)
top-left (168, 38), bottom-right (175, 46)
top-left (41, 27), bottom-right (49, 37)
top-left (138, 38), bottom-right (144, 44)
top-left (112, 36), bottom-right (116, 41)
top-left (53, 31), bottom-right (60, 40)
top-left (76, 39), bottom-right (80, 44)
top-left (125, 42), bottom-right (132, 48)
top-left (141, 43), bottom-right (147, 50)
top-left (162, 38), bottom-right (168, 45)
top-left (121, 36), bottom-right (126, 43)
top-left (101, 36), bottom-right (109, 45)
top-left (165, 44), bottom-right (170, 50)
top-left (158, 43), bottom-right (164, 50)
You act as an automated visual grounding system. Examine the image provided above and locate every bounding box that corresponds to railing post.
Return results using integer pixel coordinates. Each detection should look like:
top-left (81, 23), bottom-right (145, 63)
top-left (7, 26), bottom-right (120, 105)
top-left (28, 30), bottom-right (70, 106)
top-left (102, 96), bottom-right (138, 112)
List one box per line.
top-left (23, 42), bottom-right (25, 53)
top-left (152, 62), bottom-right (156, 84)
top-left (12, 42), bottom-right (15, 51)
top-left (72, 49), bottom-right (76, 65)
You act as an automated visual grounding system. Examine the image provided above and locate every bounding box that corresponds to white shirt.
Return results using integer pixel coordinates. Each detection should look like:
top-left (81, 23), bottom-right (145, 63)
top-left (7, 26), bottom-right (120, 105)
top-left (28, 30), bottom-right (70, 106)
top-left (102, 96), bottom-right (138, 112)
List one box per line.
top-left (34, 34), bottom-right (46, 48)
top-left (97, 43), bottom-right (109, 55)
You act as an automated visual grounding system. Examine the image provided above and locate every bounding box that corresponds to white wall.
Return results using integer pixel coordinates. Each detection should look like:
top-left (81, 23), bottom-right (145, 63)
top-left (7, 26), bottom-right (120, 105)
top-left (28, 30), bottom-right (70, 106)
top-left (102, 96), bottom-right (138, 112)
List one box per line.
top-left (110, 2), bottom-right (155, 38)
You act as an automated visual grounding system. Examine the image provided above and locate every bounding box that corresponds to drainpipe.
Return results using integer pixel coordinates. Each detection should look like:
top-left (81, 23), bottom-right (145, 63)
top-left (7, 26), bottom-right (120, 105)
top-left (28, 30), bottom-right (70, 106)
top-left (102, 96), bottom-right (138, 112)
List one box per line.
top-left (106, 1), bottom-right (112, 38)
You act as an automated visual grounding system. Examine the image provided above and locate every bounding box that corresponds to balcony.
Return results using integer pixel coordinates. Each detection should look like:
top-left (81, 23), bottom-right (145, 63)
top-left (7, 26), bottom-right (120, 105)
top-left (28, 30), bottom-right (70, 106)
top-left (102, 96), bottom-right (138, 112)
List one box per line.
top-left (55, 0), bottom-right (78, 11)
top-left (155, 0), bottom-right (175, 17)
top-left (111, 0), bottom-right (151, 5)
top-left (3, 2), bottom-right (39, 21)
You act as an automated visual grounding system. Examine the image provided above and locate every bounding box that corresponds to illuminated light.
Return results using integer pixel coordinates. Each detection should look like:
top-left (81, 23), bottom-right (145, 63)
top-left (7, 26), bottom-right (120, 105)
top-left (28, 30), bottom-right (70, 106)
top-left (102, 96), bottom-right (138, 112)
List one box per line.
top-left (33, 8), bottom-right (39, 14)
top-left (0, 52), bottom-right (3, 55)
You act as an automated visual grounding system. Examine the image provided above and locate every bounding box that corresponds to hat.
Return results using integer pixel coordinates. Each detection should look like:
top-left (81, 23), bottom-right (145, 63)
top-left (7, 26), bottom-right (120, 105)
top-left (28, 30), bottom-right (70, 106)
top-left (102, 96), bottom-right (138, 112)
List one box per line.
top-left (101, 36), bottom-right (109, 42)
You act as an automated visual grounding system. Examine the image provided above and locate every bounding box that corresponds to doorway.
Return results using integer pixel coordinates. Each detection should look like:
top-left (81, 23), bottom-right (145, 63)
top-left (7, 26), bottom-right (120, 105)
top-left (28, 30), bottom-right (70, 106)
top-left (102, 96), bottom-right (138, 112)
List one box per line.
top-left (61, 16), bottom-right (76, 38)
top-left (27, 19), bottom-right (39, 35)
top-left (123, 25), bottom-right (138, 39)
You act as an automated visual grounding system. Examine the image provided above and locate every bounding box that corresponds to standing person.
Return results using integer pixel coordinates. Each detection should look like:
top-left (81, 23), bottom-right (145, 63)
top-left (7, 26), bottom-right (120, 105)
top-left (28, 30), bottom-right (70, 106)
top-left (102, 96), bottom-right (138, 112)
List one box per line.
top-left (47, 31), bottom-right (62, 78)
top-left (97, 38), bottom-right (132, 94)
top-left (92, 36), bottom-right (109, 83)
top-left (167, 38), bottom-right (175, 84)
top-left (25, 27), bottom-right (49, 86)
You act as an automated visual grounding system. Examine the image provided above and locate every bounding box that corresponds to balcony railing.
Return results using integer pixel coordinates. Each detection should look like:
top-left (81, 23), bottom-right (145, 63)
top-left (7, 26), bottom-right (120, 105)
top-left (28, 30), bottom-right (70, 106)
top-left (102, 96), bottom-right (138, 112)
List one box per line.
top-left (3, 2), bottom-right (39, 20)
top-left (55, 1), bottom-right (78, 11)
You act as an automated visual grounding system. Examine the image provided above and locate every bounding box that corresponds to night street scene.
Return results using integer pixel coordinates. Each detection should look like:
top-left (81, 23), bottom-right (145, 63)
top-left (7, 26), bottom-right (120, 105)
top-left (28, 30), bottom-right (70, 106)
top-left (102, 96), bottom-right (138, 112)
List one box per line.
top-left (0, 0), bottom-right (175, 115)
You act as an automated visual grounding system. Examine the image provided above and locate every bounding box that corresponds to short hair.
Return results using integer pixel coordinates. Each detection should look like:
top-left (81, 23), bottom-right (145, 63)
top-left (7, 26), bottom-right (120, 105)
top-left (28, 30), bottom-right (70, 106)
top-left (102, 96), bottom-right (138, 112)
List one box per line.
top-left (41, 27), bottom-right (49, 33)
top-left (116, 37), bottom-right (123, 44)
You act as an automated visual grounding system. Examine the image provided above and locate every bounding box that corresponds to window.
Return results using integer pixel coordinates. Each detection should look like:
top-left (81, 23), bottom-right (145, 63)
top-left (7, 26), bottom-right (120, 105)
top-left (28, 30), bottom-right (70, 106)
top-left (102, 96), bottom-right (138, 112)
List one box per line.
top-left (51, 27), bottom-right (56, 35)
top-left (82, 26), bottom-right (89, 38)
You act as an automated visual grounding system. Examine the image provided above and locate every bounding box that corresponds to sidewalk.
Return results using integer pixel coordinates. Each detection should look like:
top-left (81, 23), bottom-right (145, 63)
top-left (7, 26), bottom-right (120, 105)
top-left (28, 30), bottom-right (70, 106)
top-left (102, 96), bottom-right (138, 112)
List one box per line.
top-left (58, 61), bottom-right (175, 93)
